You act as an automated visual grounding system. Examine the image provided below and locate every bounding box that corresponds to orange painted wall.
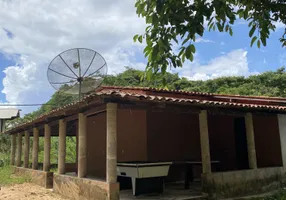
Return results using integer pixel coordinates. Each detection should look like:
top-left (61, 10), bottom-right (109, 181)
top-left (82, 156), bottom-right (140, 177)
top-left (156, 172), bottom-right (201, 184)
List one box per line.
top-left (146, 111), bottom-right (201, 162)
top-left (117, 109), bottom-right (147, 162)
top-left (86, 112), bottom-right (107, 179)
top-left (85, 105), bottom-right (283, 180)
top-left (253, 114), bottom-right (283, 168)
top-left (86, 109), bottom-right (147, 179)
top-left (146, 111), bottom-right (200, 181)
top-left (208, 114), bottom-right (237, 171)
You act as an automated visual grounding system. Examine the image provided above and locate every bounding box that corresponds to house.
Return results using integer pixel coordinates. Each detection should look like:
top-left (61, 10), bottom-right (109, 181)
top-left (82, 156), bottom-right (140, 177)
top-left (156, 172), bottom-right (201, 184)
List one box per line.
top-left (3, 86), bottom-right (286, 199)
top-left (0, 108), bottom-right (20, 132)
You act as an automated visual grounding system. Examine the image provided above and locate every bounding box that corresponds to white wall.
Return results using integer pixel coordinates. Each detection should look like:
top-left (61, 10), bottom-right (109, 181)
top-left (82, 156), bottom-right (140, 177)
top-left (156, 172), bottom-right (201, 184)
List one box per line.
top-left (278, 114), bottom-right (286, 168)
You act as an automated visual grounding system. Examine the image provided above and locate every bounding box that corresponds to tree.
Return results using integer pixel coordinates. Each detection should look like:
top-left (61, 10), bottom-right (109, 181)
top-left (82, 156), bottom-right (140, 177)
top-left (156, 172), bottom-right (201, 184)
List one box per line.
top-left (134, 0), bottom-right (286, 80)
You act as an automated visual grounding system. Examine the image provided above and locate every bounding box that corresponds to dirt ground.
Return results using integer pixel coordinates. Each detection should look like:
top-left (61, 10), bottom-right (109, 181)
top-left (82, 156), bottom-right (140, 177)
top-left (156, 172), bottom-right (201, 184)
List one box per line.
top-left (0, 183), bottom-right (67, 200)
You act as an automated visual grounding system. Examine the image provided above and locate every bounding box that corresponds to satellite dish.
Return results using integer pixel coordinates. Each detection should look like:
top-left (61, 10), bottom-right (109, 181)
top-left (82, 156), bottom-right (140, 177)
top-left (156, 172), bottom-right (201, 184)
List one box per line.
top-left (47, 48), bottom-right (107, 100)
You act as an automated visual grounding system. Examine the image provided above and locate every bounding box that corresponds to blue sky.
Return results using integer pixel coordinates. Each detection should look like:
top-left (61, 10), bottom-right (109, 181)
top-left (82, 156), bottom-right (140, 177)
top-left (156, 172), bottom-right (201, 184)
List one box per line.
top-left (0, 52), bottom-right (14, 102)
top-left (195, 22), bottom-right (285, 73)
top-left (0, 0), bottom-right (285, 115)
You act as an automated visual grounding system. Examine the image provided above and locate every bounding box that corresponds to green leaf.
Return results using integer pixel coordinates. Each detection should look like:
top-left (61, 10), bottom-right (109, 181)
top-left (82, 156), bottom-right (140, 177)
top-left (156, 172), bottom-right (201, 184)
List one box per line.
top-left (162, 64), bottom-right (167, 74)
top-left (208, 17), bottom-right (214, 26)
top-left (225, 24), bottom-right (229, 32)
top-left (135, 0), bottom-right (140, 8)
top-left (261, 36), bottom-right (267, 46)
top-left (182, 53), bottom-right (186, 63)
top-left (146, 16), bottom-right (152, 23)
top-left (225, 7), bottom-right (233, 19)
top-left (152, 45), bottom-right (159, 60)
top-left (133, 34), bottom-right (139, 42)
top-left (257, 40), bottom-right (261, 48)
top-left (178, 47), bottom-right (185, 57)
top-left (146, 69), bottom-right (153, 80)
top-left (182, 36), bottom-right (190, 45)
top-left (217, 22), bottom-right (223, 32)
top-left (185, 45), bottom-right (194, 61)
top-left (158, 39), bottom-right (165, 51)
top-left (209, 22), bottom-right (214, 31)
top-left (152, 14), bottom-right (159, 26)
top-left (250, 36), bottom-right (257, 47)
top-left (229, 27), bottom-right (233, 36)
top-left (137, 3), bottom-right (145, 15)
top-left (138, 35), bottom-right (143, 43)
top-left (145, 26), bottom-right (151, 32)
top-left (197, 25), bottom-right (204, 36)
top-left (190, 44), bottom-right (196, 53)
top-left (243, 11), bottom-right (248, 19)
top-left (238, 11), bottom-right (244, 19)
top-left (249, 25), bottom-right (256, 37)
top-left (143, 45), bottom-right (151, 56)
top-left (156, 0), bottom-right (164, 13)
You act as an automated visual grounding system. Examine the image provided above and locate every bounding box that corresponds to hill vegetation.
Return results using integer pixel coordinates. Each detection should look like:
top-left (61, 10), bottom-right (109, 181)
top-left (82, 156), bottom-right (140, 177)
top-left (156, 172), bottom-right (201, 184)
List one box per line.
top-left (12, 66), bottom-right (286, 125)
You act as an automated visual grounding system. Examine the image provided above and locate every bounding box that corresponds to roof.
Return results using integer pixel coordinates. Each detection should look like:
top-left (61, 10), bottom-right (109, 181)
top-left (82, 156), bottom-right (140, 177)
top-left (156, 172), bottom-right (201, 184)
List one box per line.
top-left (4, 86), bottom-right (286, 134)
top-left (0, 108), bottom-right (20, 119)
top-left (94, 86), bottom-right (286, 110)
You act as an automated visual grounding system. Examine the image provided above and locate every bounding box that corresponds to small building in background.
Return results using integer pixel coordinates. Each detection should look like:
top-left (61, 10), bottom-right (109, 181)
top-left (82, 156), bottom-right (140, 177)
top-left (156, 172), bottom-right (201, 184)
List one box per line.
top-left (0, 108), bottom-right (20, 132)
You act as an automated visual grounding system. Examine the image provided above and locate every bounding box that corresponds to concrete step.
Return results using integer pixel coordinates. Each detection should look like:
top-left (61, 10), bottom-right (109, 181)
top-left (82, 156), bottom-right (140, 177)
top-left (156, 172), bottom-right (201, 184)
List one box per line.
top-left (120, 191), bottom-right (208, 200)
top-left (179, 194), bottom-right (208, 200)
top-left (222, 189), bottom-right (280, 200)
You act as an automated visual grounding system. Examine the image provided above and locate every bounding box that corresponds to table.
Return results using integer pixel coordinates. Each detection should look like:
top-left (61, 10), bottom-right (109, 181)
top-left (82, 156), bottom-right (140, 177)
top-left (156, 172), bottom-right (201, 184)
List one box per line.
top-left (182, 161), bottom-right (220, 189)
top-left (117, 161), bottom-right (172, 196)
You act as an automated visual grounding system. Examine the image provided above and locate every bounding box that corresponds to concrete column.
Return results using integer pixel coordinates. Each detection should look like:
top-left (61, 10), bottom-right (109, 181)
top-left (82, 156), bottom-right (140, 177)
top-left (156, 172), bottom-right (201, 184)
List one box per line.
top-left (278, 114), bottom-right (286, 169)
top-left (245, 112), bottom-right (257, 169)
top-left (199, 110), bottom-right (211, 174)
top-left (16, 133), bottom-right (22, 167)
top-left (43, 124), bottom-right (51, 172)
top-left (32, 127), bottom-right (39, 170)
top-left (10, 134), bottom-right (16, 165)
top-left (24, 131), bottom-right (30, 168)
top-left (106, 103), bottom-right (118, 183)
top-left (78, 113), bottom-right (87, 178)
top-left (58, 119), bottom-right (66, 174)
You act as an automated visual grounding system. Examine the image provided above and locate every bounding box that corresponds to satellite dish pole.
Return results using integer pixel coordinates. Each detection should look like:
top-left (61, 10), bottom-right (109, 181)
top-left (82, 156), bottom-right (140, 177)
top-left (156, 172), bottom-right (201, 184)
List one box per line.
top-left (47, 48), bottom-right (108, 101)
top-left (76, 48), bottom-right (82, 100)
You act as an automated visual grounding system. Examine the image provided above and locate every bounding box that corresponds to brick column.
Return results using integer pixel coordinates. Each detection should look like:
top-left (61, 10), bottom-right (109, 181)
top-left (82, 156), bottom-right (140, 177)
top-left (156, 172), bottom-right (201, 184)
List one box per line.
top-left (58, 119), bottom-right (66, 174)
top-left (78, 113), bottom-right (87, 178)
top-left (16, 133), bottom-right (22, 167)
top-left (10, 134), bottom-right (16, 165)
top-left (245, 113), bottom-right (257, 169)
top-left (44, 124), bottom-right (51, 172)
top-left (32, 127), bottom-right (39, 169)
top-left (278, 114), bottom-right (286, 169)
top-left (199, 110), bottom-right (211, 174)
top-left (24, 131), bottom-right (30, 168)
top-left (106, 103), bottom-right (118, 183)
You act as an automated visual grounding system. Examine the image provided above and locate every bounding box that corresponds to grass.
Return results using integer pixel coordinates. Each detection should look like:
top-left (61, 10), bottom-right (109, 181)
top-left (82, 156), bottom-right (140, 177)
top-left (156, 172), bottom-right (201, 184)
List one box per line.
top-left (0, 165), bottom-right (30, 186)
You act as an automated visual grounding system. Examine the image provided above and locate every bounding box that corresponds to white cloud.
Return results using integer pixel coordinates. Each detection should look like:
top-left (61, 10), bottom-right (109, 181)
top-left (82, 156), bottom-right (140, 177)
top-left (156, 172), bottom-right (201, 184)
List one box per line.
top-left (274, 21), bottom-right (285, 29)
top-left (195, 37), bottom-right (214, 43)
top-left (172, 49), bottom-right (258, 80)
top-left (0, 0), bottom-right (146, 114)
